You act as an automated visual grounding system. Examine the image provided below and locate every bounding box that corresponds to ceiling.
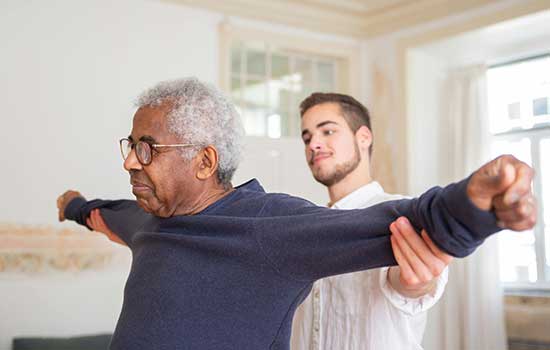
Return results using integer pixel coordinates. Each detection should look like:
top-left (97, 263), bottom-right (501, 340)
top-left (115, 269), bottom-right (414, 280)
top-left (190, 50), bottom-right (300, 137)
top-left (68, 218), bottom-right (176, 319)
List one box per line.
top-left (170, 0), bottom-right (502, 37)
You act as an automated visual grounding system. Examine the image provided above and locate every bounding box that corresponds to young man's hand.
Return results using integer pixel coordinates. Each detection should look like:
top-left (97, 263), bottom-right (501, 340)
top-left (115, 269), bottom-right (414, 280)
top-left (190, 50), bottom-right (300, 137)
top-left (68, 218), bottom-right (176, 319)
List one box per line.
top-left (467, 154), bottom-right (536, 231)
top-left (87, 209), bottom-right (127, 246)
top-left (388, 217), bottom-right (453, 298)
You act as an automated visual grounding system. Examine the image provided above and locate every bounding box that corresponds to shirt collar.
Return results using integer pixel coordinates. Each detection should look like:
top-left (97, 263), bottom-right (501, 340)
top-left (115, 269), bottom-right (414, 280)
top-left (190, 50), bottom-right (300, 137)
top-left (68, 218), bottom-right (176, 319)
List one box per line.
top-left (163, 178), bottom-right (264, 218)
top-left (197, 178), bottom-right (264, 215)
top-left (330, 181), bottom-right (383, 209)
top-left (235, 178), bottom-right (265, 192)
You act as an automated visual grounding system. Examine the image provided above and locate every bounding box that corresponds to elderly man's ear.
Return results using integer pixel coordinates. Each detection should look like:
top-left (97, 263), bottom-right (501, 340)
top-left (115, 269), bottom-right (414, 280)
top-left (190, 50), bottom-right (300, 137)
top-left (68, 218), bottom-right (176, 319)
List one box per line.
top-left (196, 145), bottom-right (219, 180)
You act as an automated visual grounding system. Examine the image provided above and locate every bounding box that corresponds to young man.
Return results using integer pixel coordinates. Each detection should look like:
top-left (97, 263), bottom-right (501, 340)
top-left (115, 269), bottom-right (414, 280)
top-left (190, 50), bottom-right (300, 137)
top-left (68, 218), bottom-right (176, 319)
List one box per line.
top-left (293, 93), bottom-right (452, 349)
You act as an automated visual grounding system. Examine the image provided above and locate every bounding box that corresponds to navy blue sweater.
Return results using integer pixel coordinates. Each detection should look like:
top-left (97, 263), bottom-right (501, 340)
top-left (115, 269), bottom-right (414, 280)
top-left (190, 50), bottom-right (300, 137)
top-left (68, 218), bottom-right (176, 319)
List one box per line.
top-left (65, 178), bottom-right (499, 350)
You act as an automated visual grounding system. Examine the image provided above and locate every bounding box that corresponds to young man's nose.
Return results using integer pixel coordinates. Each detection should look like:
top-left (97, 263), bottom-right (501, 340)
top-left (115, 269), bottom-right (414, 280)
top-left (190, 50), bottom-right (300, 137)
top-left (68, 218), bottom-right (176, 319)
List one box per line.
top-left (308, 136), bottom-right (324, 151)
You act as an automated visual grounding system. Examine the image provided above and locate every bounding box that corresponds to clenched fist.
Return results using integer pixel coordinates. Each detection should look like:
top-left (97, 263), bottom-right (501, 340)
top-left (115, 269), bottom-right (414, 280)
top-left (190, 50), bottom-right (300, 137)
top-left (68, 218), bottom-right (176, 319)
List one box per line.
top-left (467, 154), bottom-right (537, 231)
top-left (56, 190), bottom-right (84, 222)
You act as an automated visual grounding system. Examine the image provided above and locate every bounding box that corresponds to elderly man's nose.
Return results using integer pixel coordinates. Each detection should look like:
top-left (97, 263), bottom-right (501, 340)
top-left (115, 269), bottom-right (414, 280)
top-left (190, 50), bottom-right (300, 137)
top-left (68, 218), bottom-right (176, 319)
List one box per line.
top-left (124, 149), bottom-right (142, 171)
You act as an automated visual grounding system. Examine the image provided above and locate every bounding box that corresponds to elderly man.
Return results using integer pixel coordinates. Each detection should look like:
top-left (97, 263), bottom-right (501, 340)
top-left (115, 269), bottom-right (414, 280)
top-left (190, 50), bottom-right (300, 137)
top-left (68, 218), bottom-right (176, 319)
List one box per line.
top-left (57, 78), bottom-right (535, 350)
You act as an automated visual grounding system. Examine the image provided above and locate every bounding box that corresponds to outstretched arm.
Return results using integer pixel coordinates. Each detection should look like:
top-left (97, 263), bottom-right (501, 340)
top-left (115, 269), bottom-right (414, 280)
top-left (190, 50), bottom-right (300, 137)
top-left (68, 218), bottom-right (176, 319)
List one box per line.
top-left (87, 209), bottom-right (127, 246)
top-left (255, 155), bottom-right (536, 280)
top-left (376, 153), bottom-right (535, 308)
top-left (57, 191), bottom-right (151, 246)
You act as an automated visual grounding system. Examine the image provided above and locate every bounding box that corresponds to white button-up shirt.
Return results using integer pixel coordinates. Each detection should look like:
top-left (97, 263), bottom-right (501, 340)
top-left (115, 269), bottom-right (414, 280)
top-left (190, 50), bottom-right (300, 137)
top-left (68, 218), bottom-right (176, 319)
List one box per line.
top-left (291, 181), bottom-right (448, 350)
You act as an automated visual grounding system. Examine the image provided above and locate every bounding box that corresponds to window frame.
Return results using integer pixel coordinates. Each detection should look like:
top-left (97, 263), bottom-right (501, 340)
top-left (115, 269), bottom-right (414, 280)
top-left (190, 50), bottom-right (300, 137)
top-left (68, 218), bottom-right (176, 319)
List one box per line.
top-left (493, 127), bottom-right (550, 290)
top-left (218, 21), bottom-right (361, 139)
top-left (488, 54), bottom-right (550, 290)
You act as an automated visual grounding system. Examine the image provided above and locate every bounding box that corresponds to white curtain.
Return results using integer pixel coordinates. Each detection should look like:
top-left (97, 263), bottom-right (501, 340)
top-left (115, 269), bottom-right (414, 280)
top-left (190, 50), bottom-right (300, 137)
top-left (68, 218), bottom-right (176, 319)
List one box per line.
top-left (430, 64), bottom-right (508, 350)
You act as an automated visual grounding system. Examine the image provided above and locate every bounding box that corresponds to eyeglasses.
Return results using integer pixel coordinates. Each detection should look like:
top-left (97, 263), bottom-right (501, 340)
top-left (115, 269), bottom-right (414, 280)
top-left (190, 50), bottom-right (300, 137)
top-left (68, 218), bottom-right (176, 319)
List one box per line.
top-left (119, 138), bottom-right (196, 165)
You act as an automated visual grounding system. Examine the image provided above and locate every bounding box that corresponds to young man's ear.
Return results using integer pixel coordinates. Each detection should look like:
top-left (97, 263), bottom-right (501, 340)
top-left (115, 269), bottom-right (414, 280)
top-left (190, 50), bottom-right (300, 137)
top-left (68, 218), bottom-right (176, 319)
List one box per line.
top-left (355, 125), bottom-right (373, 153)
top-left (196, 145), bottom-right (219, 180)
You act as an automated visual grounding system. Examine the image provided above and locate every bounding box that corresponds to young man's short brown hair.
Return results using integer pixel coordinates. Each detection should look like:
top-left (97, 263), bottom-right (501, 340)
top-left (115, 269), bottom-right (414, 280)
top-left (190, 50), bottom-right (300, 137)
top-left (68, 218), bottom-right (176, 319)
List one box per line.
top-left (300, 92), bottom-right (373, 155)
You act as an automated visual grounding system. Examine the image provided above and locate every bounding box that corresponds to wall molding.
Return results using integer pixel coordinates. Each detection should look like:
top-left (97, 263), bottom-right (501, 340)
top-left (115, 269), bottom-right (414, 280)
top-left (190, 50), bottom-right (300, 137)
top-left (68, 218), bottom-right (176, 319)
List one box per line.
top-left (167, 0), bottom-right (502, 38)
top-left (0, 223), bottom-right (130, 274)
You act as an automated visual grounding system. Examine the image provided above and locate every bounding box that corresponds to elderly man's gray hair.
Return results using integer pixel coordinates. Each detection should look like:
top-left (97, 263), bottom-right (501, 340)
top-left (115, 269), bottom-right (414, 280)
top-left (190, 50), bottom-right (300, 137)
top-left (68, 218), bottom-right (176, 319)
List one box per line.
top-left (135, 77), bottom-right (244, 185)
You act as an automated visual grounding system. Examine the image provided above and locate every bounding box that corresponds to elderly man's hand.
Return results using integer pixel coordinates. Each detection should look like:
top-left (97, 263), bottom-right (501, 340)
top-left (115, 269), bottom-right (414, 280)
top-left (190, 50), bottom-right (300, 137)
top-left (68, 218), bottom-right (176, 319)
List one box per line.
top-left (56, 190), bottom-right (84, 222)
top-left (388, 217), bottom-right (452, 298)
top-left (467, 154), bottom-right (537, 231)
top-left (87, 209), bottom-right (127, 246)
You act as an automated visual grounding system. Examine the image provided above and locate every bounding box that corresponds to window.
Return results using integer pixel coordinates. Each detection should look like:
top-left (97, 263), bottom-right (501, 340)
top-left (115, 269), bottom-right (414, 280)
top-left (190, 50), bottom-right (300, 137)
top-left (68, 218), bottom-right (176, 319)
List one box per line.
top-left (220, 24), bottom-right (359, 139)
top-left (488, 54), bottom-right (550, 288)
top-left (230, 41), bottom-right (339, 138)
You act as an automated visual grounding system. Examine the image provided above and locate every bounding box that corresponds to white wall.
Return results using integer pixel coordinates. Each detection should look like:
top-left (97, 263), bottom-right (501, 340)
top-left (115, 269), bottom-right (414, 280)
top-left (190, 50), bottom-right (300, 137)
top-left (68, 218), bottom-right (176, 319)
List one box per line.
top-left (1, 0), bottom-right (222, 225)
top-left (405, 49), bottom-right (450, 196)
top-left (1, 1), bottom-right (222, 348)
top-left (234, 136), bottom-right (328, 205)
top-left (1, 261), bottom-right (131, 350)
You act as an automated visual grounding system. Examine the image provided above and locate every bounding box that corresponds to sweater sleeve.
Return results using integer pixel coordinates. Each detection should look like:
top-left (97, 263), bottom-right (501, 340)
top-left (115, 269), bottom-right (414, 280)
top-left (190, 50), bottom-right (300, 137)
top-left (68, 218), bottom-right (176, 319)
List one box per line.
top-left (64, 197), bottom-right (152, 246)
top-left (254, 178), bottom-right (500, 281)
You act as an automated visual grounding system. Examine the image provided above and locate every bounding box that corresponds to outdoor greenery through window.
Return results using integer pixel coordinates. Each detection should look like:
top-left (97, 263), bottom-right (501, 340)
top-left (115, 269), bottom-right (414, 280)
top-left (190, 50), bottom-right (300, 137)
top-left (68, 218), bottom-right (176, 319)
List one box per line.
top-left (488, 54), bottom-right (550, 288)
top-left (230, 41), bottom-right (338, 138)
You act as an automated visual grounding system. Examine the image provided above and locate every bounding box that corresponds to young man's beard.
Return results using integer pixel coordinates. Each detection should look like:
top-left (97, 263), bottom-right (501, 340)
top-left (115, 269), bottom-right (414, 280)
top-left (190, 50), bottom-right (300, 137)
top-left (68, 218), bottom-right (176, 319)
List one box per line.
top-left (313, 142), bottom-right (361, 187)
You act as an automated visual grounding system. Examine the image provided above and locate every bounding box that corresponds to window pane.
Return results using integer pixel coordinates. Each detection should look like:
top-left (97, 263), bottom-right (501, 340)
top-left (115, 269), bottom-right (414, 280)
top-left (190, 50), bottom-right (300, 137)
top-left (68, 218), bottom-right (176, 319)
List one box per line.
top-left (229, 42), bottom-right (340, 138)
top-left (491, 138), bottom-right (532, 165)
top-left (533, 97), bottom-right (549, 116)
top-left (499, 230), bottom-right (537, 282)
top-left (242, 105), bottom-right (267, 136)
top-left (298, 84), bottom-right (315, 108)
top-left (487, 56), bottom-right (550, 133)
top-left (493, 138), bottom-right (536, 283)
top-left (541, 139), bottom-right (550, 224)
top-left (231, 44), bottom-right (242, 75)
top-left (231, 76), bottom-right (242, 100)
top-left (295, 58), bottom-right (313, 86)
top-left (276, 108), bottom-right (293, 138)
top-left (272, 54), bottom-right (289, 80)
top-left (317, 61), bottom-right (335, 91)
top-left (268, 76), bottom-right (292, 109)
top-left (267, 76), bottom-right (293, 136)
top-left (243, 78), bottom-right (267, 107)
top-left (267, 113), bottom-right (281, 138)
top-left (541, 138), bottom-right (550, 271)
top-left (246, 49), bottom-right (266, 77)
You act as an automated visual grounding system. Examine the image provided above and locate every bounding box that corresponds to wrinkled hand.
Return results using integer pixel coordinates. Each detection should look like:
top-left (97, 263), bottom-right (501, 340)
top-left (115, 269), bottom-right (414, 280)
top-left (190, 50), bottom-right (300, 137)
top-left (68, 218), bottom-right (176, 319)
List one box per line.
top-left (388, 217), bottom-right (453, 298)
top-left (56, 190), bottom-right (84, 222)
top-left (87, 209), bottom-right (127, 246)
top-left (467, 154), bottom-right (536, 231)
